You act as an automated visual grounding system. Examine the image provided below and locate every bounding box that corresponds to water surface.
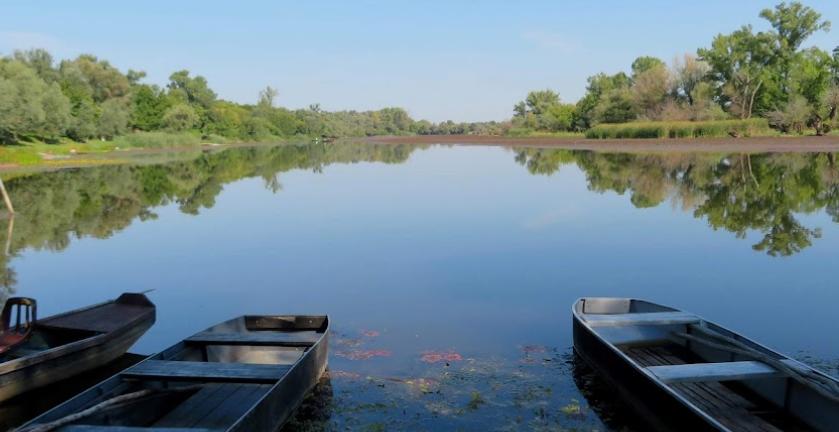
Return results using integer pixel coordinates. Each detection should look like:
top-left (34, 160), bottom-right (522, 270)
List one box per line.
top-left (2, 143), bottom-right (838, 430)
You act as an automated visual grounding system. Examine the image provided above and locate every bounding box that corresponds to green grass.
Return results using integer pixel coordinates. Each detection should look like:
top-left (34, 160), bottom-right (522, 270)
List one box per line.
top-left (506, 127), bottom-right (585, 138)
top-left (0, 131), bottom-right (284, 167)
top-left (585, 119), bottom-right (773, 139)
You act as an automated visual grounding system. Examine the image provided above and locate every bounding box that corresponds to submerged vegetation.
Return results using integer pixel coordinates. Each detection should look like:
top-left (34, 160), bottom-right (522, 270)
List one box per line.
top-left (513, 2), bottom-right (839, 138)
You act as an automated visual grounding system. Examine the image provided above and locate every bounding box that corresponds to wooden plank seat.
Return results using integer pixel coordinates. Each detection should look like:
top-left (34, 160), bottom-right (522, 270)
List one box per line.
top-left (583, 311), bottom-right (700, 327)
top-left (122, 360), bottom-right (290, 384)
top-left (647, 361), bottom-right (782, 384)
top-left (185, 331), bottom-right (321, 347)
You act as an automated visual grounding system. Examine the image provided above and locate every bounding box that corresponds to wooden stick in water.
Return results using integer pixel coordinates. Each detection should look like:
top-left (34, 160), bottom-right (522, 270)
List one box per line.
top-left (0, 178), bottom-right (13, 215)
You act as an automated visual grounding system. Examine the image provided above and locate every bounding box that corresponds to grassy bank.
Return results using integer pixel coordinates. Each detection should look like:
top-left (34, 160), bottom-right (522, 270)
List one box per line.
top-left (0, 131), bottom-right (290, 167)
top-left (506, 127), bottom-right (585, 138)
top-left (585, 119), bottom-right (773, 139)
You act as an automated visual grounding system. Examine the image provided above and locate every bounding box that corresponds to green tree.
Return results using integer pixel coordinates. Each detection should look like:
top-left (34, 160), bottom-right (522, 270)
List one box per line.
top-left (788, 47), bottom-right (833, 134)
top-left (62, 55), bottom-right (130, 103)
top-left (167, 70), bottom-right (216, 109)
top-left (632, 63), bottom-right (671, 119)
top-left (699, 26), bottom-right (777, 118)
top-left (576, 73), bottom-right (632, 128)
top-left (760, 2), bottom-right (831, 59)
top-left (130, 85), bottom-right (170, 131)
top-left (631, 56), bottom-right (665, 79)
top-left (13, 49), bottom-right (58, 83)
top-left (41, 82), bottom-right (72, 140)
top-left (0, 60), bottom-right (70, 143)
top-left (594, 88), bottom-right (636, 123)
top-left (97, 98), bottom-right (130, 139)
top-left (673, 54), bottom-right (710, 106)
top-left (162, 104), bottom-right (199, 131)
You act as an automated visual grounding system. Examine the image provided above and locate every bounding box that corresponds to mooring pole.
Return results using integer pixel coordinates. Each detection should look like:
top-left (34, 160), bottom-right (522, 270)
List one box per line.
top-left (0, 178), bottom-right (13, 215)
top-left (4, 215), bottom-right (13, 256)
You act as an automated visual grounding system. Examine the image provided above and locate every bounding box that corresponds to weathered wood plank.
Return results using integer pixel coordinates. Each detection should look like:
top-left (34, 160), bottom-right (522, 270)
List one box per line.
top-left (153, 384), bottom-right (226, 427)
top-left (194, 384), bottom-right (270, 429)
top-left (583, 311), bottom-right (699, 327)
top-left (647, 361), bottom-right (780, 383)
top-left (625, 346), bottom-right (783, 432)
top-left (186, 331), bottom-right (320, 347)
top-left (123, 360), bottom-right (290, 383)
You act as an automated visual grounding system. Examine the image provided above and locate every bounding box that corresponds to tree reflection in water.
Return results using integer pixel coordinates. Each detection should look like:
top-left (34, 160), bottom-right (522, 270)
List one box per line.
top-left (0, 144), bottom-right (837, 299)
top-left (515, 149), bottom-right (839, 257)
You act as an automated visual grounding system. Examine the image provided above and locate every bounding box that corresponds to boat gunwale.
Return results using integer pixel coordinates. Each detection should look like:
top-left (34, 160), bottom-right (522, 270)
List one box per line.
top-left (21, 313), bottom-right (329, 431)
top-left (0, 295), bottom-right (156, 375)
top-left (572, 297), bottom-right (733, 431)
top-left (227, 314), bottom-right (329, 431)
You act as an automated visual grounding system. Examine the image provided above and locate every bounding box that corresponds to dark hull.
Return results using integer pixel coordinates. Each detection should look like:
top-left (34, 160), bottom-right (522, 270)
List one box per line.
top-left (22, 314), bottom-right (329, 431)
top-left (0, 293), bottom-right (155, 402)
top-left (573, 316), bottom-right (721, 432)
top-left (232, 331), bottom-right (329, 431)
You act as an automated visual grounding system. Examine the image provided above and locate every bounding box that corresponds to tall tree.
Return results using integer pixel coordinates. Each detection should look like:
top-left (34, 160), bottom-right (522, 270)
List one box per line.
top-left (673, 54), bottom-right (710, 106)
top-left (167, 70), bottom-right (216, 109)
top-left (760, 2), bottom-right (830, 56)
top-left (699, 26), bottom-right (776, 118)
top-left (631, 56), bottom-right (665, 79)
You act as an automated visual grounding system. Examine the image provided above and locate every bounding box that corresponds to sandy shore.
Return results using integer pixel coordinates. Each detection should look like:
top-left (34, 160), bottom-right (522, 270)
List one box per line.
top-left (367, 135), bottom-right (839, 153)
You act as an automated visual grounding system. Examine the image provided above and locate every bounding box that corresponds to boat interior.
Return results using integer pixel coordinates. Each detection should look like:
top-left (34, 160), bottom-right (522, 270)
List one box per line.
top-left (31, 315), bottom-right (328, 431)
top-left (575, 298), bottom-right (838, 432)
top-left (0, 326), bottom-right (99, 361)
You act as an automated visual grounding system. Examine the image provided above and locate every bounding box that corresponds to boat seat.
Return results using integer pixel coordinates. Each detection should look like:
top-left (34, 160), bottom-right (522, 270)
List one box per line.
top-left (583, 311), bottom-right (699, 327)
top-left (646, 361), bottom-right (783, 383)
top-left (0, 297), bottom-right (37, 355)
top-left (185, 331), bottom-right (320, 347)
top-left (122, 360), bottom-right (291, 384)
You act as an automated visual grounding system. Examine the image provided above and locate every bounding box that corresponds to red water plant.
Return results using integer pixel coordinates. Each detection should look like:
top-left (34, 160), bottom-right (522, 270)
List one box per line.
top-left (335, 349), bottom-right (392, 361)
top-left (420, 351), bottom-right (463, 364)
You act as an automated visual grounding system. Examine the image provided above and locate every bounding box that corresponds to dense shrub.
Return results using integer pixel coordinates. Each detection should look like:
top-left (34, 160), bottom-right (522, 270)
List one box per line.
top-left (585, 119), bottom-right (771, 139)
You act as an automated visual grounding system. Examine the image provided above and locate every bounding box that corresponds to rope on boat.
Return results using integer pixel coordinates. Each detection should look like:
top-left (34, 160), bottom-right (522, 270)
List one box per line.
top-left (673, 325), bottom-right (839, 403)
top-left (16, 385), bottom-right (202, 432)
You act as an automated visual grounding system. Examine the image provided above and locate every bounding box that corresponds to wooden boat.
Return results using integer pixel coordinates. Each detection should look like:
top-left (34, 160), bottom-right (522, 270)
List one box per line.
top-left (573, 298), bottom-right (839, 432)
top-left (19, 314), bottom-right (329, 431)
top-left (0, 293), bottom-right (155, 403)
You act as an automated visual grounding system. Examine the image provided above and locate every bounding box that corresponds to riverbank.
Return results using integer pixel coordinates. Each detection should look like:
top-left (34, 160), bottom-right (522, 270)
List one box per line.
top-left (367, 134), bottom-right (839, 153)
top-left (0, 132), bottom-right (304, 172)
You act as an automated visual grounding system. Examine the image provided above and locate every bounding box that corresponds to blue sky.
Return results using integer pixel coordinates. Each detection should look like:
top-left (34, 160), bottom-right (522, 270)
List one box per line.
top-left (3, 1), bottom-right (838, 122)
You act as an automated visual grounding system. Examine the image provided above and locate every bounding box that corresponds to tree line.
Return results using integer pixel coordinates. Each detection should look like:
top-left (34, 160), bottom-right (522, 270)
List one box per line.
top-left (0, 50), bottom-right (490, 145)
top-left (513, 2), bottom-right (839, 136)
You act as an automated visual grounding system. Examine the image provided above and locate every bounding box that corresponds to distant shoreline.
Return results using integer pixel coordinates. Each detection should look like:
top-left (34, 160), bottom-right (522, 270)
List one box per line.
top-left (367, 135), bottom-right (839, 153)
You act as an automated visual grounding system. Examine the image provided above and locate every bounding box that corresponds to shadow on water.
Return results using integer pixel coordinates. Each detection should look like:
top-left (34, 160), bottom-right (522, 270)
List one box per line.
top-left (570, 353), bottom-right (646, 432)
top-left (281, 375), bottom-right (335, 432)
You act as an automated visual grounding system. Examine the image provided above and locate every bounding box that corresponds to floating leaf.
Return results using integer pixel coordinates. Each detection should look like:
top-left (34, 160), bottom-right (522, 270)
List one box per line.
top-left (336, 349), bottom-right (392, 361)
top-left (421, 351), bottom-right (463, 363)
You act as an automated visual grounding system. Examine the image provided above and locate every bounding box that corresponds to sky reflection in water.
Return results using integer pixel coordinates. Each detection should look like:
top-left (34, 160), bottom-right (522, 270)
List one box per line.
top-left (3, 143), bottom-right (838, 430)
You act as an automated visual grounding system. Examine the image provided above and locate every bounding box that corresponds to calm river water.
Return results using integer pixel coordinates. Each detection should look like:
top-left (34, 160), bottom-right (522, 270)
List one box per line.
top-left (2, 142), bottom-right (837, 430)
